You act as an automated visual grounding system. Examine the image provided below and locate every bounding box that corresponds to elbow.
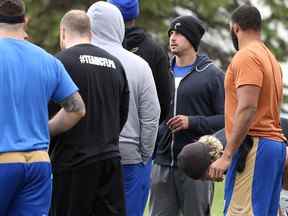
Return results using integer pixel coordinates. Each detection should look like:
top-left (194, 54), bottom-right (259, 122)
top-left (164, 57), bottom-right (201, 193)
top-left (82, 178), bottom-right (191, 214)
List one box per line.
top-left (79, 105), bottom-right (86, 118)
top-left (79, 110), bottom-right (86, 118)
top-left (75, 103), bottom-right (86, 119)
top-left (245, 105), bottom-right (257, 114)
top-left (238, 104), bottom-right (257, 118)
top-left (156, 103), bottom-right (161, 119)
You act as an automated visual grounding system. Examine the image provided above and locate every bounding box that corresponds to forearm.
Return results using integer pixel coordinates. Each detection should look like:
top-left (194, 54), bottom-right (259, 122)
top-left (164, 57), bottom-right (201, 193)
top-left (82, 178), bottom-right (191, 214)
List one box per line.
top-left (49, 92), bottom-right (85, 137)
top-left (223, 106), bottom-right (256, 159)
top-left (188, 114), bottom-right (224, 135)
top-left (48, 108), bottom-right (83, 137)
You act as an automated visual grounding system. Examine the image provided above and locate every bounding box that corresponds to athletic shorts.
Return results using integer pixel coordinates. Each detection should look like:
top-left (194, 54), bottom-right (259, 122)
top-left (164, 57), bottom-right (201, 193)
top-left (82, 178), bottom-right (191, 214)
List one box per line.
top-left (50, 157), bottom-right (126, 216)
top-left (224, 137), bottom-right (286, 216)
top-left (0, 150), bottom-right (52, 216)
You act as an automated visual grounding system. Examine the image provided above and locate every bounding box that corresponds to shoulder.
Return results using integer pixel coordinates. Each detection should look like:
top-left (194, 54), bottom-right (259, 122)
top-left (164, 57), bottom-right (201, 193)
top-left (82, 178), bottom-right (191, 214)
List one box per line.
top-left (200, 62), bottom-right (224, 79)
top-left (143, 34), bottom-right (166, 56)
top-left (231, 44), bottom-right (262, 68)
top-left (24, 40), bottom-right (54, 57)
top-left (124, 49), bottom-right (153, 77)
top-left (125, 48), bottom-right (150, 67)
top-left (17, 40), bottom-right (57, 64)
top-left (93, 46), bottom-right (127, 73)
top-left (20, 42), bottom-right (63, 69)
top-left (208, 63), bottom-right (224, 75)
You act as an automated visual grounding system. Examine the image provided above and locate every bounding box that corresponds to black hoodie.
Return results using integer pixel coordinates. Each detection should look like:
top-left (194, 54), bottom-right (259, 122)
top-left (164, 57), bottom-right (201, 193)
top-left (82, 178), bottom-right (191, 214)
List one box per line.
top-left (154, 54), bottom-right (225, 167)
top-left (124, 27), bottom-right (173, 123)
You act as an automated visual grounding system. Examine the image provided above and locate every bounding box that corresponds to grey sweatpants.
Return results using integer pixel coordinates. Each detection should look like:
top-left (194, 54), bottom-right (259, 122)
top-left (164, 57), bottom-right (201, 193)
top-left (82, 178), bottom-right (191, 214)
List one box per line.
top-left (149, 163), bottom-right (213, 216)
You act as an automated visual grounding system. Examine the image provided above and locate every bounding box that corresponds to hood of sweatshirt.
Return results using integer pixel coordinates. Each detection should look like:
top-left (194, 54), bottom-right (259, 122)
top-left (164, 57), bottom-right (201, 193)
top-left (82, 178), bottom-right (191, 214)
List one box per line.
top-left (87, 1), bottom-right (160, 166)
top-left (123, 27), bottom-right (146, 48)
top-left (87, 1), bottom-right (125, 47)
top-left (171, 54), bottom-right (213, 73)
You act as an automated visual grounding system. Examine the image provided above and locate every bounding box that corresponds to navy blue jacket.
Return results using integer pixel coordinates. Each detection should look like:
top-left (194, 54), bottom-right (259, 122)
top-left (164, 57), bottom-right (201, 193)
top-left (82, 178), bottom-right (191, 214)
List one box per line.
top-left (155, 54), bottom-right (225, 166)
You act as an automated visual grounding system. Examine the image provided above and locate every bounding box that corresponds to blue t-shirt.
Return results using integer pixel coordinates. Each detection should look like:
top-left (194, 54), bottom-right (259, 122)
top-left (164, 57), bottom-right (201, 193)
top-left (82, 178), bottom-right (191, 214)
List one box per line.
top-left (0, 38), bottom-right (78, 153)
top-left (173, 64), bottom-right (193, 89)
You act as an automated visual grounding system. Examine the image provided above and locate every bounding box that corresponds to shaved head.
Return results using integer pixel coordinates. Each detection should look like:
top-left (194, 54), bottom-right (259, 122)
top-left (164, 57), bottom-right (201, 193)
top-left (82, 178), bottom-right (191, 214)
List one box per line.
top-left (60, 10), bottom-right (91, 36)
top-left (59, 10), bottom-right (91, 50)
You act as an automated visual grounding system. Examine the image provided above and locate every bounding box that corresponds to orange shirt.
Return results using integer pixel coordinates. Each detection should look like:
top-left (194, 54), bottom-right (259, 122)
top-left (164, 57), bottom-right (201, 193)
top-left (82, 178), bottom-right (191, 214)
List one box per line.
top-left (225, 41), bottom-right (285, 141)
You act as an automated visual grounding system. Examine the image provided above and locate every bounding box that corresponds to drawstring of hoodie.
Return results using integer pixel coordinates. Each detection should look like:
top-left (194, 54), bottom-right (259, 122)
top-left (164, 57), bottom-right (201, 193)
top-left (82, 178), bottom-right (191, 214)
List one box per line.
top-left (195, 62), bottom-right (213, 72)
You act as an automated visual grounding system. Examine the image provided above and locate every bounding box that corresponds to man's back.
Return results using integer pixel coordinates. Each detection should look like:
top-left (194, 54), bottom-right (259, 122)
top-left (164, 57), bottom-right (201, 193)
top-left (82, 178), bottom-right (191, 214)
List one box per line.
top-left (87, 3), bottom-right (160, 215)
top-left (49, 44), bottom-right (129, 171)
top-left (225, 41), bottom-right (285, 141)
top-left (88, 1), bottom-right (160, 164)
top-left (0, 38), bottom-right (76, 152)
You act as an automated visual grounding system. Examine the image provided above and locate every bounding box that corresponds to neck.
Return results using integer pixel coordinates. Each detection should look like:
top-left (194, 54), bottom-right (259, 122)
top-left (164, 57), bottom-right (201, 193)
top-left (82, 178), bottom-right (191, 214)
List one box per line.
top-left (65, 37), bottom-right (90, 49)
top-left (175, 49), bottom-right (197, 67)
top-left (0, 29), bottom-right (26, 40)
top-left (125, 20), bottom-right (136, 28)
top-left (239, 31), bottom-right (261, 50)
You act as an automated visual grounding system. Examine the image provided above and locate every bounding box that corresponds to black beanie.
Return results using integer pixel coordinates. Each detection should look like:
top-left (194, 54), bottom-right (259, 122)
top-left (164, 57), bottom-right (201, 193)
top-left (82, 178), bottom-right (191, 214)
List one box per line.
top-left (168, 15), bottom-right (205, 51)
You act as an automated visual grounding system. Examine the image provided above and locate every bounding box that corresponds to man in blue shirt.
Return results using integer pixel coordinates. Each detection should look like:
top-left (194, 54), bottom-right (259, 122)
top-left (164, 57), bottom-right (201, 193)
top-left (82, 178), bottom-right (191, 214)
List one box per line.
top-left (0, 1), bottom-right (85, 215)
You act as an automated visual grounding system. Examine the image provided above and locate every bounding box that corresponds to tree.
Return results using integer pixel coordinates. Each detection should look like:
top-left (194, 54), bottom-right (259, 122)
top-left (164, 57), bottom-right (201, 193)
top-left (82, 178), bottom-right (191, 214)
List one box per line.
top-left (26, 0), bottom-right (288, 111)
top-left (139, 0), bottom-right (288, 68)
top-left (26, 0), bottom-right (288, 67)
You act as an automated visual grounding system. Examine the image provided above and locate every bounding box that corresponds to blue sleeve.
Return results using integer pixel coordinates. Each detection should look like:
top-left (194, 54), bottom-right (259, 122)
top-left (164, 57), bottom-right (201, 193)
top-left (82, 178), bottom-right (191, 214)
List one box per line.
top-left (51, 58), bottom-right (78, 103)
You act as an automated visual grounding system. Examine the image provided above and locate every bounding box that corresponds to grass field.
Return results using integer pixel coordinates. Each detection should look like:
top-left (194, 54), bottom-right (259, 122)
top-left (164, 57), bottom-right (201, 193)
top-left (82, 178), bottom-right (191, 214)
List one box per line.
top-left (211, 182), bottom-right (224, 216)
top-left (144, 182), bottom-right (224, 216)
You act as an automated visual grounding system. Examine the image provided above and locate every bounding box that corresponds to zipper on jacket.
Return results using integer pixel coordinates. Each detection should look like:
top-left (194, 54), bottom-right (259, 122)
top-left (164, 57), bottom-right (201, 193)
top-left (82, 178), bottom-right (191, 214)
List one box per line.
top-left (169, 57), bottom-right (213, 167)
top-left (170, 66), bottom-right (195, 167)
top-left (170, 86), bottom-right (177, 167)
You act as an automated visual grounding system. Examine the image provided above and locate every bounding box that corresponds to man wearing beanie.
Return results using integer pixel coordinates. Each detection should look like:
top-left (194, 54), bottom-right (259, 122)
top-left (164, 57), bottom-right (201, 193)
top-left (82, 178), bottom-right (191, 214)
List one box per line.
top-left (150, 15), bottom-right (225, 216)
top-left (108, 0), bottom-right (172, 124)
top-left (87, 2), bottom-right (160, 216)
top-left (0, 0), bottom-right (85, 215)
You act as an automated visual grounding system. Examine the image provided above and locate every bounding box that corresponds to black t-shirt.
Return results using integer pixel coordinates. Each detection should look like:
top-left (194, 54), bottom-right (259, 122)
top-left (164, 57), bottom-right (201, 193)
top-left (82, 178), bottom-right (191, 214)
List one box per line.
top-left (49, 44), bottom-right (129, 173)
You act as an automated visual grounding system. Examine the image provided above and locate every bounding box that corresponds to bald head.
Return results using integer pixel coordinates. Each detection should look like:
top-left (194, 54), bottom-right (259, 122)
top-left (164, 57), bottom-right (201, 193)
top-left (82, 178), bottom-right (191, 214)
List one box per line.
top-left (60, 10), bottom-right (91, 49)
top-left (61, 10), bottom-right (91, 36)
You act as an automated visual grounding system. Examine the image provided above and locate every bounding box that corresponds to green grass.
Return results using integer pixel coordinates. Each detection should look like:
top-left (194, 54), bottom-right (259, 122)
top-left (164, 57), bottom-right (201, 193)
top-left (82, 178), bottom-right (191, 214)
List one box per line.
top-left (211, 182), bottom-right (224, 216)
top-left (144, 182), bottom-right (224, 216)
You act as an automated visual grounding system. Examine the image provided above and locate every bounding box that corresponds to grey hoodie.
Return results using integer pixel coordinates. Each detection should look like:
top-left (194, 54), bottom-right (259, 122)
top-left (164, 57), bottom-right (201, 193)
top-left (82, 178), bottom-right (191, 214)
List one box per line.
top-left (87, 1), bottom-right (160, 165)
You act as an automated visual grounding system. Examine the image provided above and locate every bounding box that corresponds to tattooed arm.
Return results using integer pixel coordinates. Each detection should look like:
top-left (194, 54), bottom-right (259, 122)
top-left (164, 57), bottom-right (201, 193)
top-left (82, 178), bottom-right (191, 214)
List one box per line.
top-left (48, 92), bottom-right (86, 137)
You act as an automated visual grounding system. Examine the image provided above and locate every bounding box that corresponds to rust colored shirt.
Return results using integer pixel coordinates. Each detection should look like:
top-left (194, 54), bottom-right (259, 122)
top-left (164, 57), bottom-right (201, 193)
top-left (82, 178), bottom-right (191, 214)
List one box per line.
top-left (225, 41), bottom-right (285, 141)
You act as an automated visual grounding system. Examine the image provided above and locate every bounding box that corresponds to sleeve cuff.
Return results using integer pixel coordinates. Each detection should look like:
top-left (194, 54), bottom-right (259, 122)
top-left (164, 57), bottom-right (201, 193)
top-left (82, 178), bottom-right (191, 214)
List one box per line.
top-left (188, 116), bottom-right (197, 130)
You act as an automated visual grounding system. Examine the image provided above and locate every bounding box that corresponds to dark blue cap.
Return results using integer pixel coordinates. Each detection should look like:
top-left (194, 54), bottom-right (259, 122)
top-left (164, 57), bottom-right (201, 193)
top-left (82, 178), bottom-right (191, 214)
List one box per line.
top-left (108, 0), bottom-right (139, 22)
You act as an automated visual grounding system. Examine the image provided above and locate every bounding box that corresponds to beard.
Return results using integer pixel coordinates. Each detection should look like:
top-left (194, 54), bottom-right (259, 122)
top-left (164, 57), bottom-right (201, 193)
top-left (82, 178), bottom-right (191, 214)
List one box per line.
top-left (170, 48), bottom-right (179, 56)
top-left (170, 44), bottom-right (180, 56)
top-left (230, 30), bottom-right (239, 51)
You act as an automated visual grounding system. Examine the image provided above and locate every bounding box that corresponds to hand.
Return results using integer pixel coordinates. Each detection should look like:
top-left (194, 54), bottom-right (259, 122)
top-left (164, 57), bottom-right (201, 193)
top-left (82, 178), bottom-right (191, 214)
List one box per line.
top-left (167, 115), bottom-right (189, 133)
top-left (208, 154), bottom-right (231, 181)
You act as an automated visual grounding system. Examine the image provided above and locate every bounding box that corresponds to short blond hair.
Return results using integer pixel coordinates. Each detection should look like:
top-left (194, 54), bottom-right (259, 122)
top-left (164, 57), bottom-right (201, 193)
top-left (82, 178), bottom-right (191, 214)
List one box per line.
top-left (61, 10), bottom-right (91, 36)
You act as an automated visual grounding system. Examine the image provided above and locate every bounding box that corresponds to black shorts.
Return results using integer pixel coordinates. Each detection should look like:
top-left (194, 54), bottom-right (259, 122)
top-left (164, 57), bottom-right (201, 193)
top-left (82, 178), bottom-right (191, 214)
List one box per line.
top-left (50, 157), bottom-right (126, 216)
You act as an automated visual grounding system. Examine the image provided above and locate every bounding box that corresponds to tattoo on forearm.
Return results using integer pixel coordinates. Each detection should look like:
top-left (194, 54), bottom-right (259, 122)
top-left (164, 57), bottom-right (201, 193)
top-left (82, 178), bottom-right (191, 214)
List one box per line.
top-left (60, 92), bottom-right (85, 113)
